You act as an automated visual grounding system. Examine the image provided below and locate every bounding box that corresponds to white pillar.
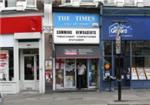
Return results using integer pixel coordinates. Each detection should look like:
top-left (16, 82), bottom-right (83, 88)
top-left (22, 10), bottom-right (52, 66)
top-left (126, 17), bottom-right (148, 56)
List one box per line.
top-left (14, 39), bottom-right (19, 93)
top-left (39, 35), bottom-right (45, 93)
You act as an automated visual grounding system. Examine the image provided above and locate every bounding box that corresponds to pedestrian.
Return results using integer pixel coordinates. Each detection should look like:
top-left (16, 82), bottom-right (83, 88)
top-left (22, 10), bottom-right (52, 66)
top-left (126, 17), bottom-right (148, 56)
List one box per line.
top-left (77, 63), bottom-right (86, 89)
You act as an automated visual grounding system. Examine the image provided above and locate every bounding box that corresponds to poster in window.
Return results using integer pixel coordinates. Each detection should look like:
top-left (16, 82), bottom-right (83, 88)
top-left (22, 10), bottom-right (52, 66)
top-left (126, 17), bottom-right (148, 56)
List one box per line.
top-left (45, 60), bottom-right (53, 83)
top-left (131, 67), bottom-right (138, 80)
top-left (137, 68), bottom-right (146, 80)
top-left (144, 68), bottom-right (150, 80)
top-left (0, 50), bottom-right (9, 81)
top-left (45, 60), bottom-right (52, 70)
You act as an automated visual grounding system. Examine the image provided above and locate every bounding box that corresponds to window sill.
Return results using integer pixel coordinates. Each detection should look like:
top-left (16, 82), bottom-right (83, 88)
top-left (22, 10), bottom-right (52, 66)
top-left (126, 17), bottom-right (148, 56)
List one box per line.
top-left (0, 81), bottom-right (17, 83)
top-left (1, 7), bottom-right (17, 11)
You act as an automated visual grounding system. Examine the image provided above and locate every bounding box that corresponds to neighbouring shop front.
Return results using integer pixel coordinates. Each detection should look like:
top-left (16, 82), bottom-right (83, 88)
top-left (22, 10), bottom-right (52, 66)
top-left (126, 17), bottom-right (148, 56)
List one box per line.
top-left (0, 16), bottom-right (44, 94)
top-left (101, 16), bottom-right (150, 90)
top-left (53, 10), bottom-right (100, 90)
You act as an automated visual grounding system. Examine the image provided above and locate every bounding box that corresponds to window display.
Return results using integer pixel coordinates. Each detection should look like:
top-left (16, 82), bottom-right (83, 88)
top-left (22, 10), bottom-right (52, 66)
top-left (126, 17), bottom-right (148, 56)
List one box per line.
top-left (0, 50), bottom-right (9, 80)
top-left (55, 59), bottom-right (64, 89)
top-left (0, 48), bottom-right (14, 81)
top-left (64, 59), bottom-right (76, 88)
top-left (131, 67), bottom-right (138, 80)
top-left (55, 59), bottom-right (98, 90)
top-left (89, 59), bottom-right (98, 87)
top-left (131, 67), bottom-right (150, 80)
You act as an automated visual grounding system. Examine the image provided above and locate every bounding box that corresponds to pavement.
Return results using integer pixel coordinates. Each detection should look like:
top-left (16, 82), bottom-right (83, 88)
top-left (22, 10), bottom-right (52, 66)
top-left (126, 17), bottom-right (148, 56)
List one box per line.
top-left (1, 89), bottom-right (150, 105)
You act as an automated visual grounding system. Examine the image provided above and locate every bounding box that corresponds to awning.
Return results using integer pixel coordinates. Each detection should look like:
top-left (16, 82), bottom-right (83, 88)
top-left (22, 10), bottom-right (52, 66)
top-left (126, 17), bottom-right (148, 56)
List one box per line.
top-left (55, 45), bottom-right (100, 59)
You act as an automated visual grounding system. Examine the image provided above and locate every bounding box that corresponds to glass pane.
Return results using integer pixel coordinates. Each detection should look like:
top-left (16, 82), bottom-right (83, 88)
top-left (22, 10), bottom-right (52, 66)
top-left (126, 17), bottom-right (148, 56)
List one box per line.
top-left (24, 56), bottom-right (34, 80)
top-left (89, 59), bottom-right (98, 87)
top-left (55, 59), bottom-right (64, 89)
top-left (27, 0), bottom-right (35, 6)
top-left (132, 41), bottom-right (150, 56)
top-left (104, 41), bottom-right (112, 55)
top-left (0, 48), bottom-right (14, 81)
top-left (6, 0), bottom-right (16, 7)
top-left (0, 50), bottom-right (9, 81)
top-left (9, 48), bottom-right (14, 81)
top-left (64, 59), bottom-right (76, 88)
top-left (36, 55), bottom-right (39, 80)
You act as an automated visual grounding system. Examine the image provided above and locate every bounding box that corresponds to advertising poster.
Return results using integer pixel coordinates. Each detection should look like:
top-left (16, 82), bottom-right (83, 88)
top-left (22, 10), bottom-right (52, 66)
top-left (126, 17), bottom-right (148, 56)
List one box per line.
top-left (0, 50), bottom-right (9, 80)
top-left (144, 68), bottom-right (150, 80)
top-left (131, 67), bottom-right (139, 80)
top-left (137, 68), bottom-right (146, 80)
top-left (45, 60), bottom-right (53, 83)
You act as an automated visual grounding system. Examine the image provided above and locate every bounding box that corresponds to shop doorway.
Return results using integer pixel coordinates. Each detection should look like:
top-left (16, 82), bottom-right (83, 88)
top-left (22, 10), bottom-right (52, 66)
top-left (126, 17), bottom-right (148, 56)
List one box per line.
top-left (76, 59), bottom-right (87, 89)
top-left (20, 49), bottom-right (39, 91)
top-left (55, 59), bottom-right (98, 90)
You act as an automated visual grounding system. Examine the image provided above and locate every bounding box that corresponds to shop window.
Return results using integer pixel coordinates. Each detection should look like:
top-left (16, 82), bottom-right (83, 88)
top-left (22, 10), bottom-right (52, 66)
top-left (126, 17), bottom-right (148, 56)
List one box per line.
top-left (89, 59), bottom-right (98, 87)
top-left (55, 59), bottom-right (64, 89)
top-left (0, 48), bottom-right (14, 81)
top-left (104, 41), bottom-right (112, 55)
top-left (132, 41), bottom-right (150, 80)
top-left (64, 59), bottom-right (76, 88)
top-left (132, 41), bottom-right (150, 55)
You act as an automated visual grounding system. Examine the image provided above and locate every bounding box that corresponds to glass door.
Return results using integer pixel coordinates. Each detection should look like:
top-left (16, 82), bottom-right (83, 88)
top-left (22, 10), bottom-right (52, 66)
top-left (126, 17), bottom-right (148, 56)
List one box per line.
top-left (23, 55), bottom-right (38, 90)
top-left (64, 59), bottom-right (76, 89)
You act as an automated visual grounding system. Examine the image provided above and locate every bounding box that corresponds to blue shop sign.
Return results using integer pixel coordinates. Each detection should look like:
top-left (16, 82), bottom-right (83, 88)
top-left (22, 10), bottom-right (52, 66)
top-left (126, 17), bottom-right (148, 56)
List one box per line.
top-left (53, 12), bottom-right (99, 28)
top-left (102, 16), bottom-right (150, 40)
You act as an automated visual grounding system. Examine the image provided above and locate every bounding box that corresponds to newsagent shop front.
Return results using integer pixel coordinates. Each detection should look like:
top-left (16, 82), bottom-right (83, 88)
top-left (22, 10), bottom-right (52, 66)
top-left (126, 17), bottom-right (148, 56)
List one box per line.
top-left (0, 16), bottom-right (44, 94)
top-left (53, 11), bottom-right (100, 90)
top-left (101, 16), bottom-right (150, 90)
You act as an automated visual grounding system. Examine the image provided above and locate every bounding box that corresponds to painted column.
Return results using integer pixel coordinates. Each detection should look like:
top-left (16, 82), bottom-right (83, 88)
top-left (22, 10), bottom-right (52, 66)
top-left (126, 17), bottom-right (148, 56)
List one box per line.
top-left (14, 39), bottom-right (19, 93)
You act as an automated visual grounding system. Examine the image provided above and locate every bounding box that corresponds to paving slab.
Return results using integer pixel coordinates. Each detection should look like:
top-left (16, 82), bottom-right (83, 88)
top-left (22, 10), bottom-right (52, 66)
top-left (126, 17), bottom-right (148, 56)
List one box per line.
top-left (2, 89), bottom-right (150, 105)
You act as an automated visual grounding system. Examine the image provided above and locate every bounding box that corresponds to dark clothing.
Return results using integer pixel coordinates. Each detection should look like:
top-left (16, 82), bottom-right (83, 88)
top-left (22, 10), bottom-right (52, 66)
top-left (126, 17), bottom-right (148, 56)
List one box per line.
top-left (78, 75), bottom-right (84, 89)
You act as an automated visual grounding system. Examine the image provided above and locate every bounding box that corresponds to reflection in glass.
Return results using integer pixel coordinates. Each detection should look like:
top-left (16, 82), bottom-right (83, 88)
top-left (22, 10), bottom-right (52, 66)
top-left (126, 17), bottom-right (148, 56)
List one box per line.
top-left (65, 59), bottom-right (76, 88)
top-left (89, 59), bottom-right (98, 87)
top-left (24, 56), bottom-right (34, 80)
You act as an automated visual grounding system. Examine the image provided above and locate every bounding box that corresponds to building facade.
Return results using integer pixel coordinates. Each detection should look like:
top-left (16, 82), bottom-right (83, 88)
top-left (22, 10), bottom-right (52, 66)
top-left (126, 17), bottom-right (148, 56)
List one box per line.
top-left (101, 7), bottom-right (150, 90)
top-left (0, 0), bottom-right (45, 94)
top-left (52, 7), bottom-right (101, 91)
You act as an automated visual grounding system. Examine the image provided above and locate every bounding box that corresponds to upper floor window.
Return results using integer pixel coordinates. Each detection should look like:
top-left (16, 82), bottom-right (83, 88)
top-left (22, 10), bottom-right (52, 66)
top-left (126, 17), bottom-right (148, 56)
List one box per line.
top-left (0, 0), bottom-right (37, 11)
top-left (26, 0), bottom-right (37, 8)
top-left (2, 0), bottom-right (17, 8)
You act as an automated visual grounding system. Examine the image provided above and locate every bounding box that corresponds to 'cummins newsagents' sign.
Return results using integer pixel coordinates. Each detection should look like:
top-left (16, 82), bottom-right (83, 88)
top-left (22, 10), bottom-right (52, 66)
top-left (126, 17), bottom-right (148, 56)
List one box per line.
top-left (53, 12), bottom-right (100, 44)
